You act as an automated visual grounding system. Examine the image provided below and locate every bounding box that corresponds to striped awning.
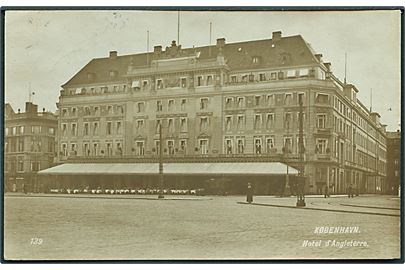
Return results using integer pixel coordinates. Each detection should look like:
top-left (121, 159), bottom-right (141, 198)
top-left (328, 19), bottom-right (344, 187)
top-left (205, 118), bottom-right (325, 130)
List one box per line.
top-left (38, 162), bottom-right (297, 175)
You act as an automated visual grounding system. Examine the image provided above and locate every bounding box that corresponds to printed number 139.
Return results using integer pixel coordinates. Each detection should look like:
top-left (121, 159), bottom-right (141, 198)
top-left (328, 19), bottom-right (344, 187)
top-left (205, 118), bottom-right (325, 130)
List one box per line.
top-left (31, 238), bottom-right (43, 245)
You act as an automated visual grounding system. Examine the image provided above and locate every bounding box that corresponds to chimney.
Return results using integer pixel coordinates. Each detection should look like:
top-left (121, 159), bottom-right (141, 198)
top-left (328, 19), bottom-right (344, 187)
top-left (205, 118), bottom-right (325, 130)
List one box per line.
top-left (324, 62), bottom-right (331, 71)
top-left (43, 108), bottom-right (45, 112)
top-left (18, 109), bottom-right (20, 114)
top-left (154, 45), bottom-right (162, 54)
top-left (216, 38), bottom-right (226, 48)
top-left (315, 54), bottom-right (323, 62)
top-left (109, 51), bottom-right (118, 59)
top-left (272, 31), bottom-right (282, 41)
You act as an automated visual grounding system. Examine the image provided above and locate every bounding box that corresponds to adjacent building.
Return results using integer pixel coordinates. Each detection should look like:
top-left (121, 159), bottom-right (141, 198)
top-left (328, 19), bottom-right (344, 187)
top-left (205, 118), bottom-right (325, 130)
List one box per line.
top-left (386, 130), bottom-right (401, 195)
top-left (4, 102), bottom-right (58, 192)
top-left (43, 31), bottom-right (388, 194)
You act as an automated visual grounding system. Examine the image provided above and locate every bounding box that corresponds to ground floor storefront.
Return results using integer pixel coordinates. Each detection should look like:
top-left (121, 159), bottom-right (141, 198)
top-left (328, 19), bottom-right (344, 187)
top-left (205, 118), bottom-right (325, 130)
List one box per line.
top-left (37, 162), bottom-right (301, 195)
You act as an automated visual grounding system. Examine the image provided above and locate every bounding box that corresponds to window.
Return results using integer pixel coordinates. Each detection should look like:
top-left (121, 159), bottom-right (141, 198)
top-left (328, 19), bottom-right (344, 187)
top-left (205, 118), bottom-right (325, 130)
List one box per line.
top-left (107, 105), bottom-right (113, 114)
top-left (200, 98), bottom-right (209, 110)
top-left (137, 102), bottom-right (145, 113)
top-left (181, 99), bottom-right (187, 111)
top-left (136, 141), bottom-right (145, 156)
top-left (167, 119), bottom-right (174, 133)
top-left (231, 76), bottom-right (237, 83)
top-left (17, 156), bottom-right (24, 172)
top-left (115, 142), bottom-right (122, 156)
top-left (315, 93), bottom-right (329, 104)
top-left (266, 114), bottom-right (275, 129)
top-left (62, 124), bottom-right (67, 136)
top-left (225, 116), bottom-right (232, 131)
top-left (237, 115), bottom-right (245, 130)
top-left (167, 140), bottom-right (175, 155)
top-left (180, 118), bottom-right (187, 132)
top-left (117, 105), bottom-right (124, 114)
top-left (254, 114), bottom-right (262, 129)
top-left (317, 114), bottom-right (327, 128)
top-left (270, 72), bottom-right (277, 80)
top-left (179, 140), bottom-right (187, 153)
top-left (237, 138), bottom-right (245, 154)
top-left (267, 94), bottom-right (275, 106)
top-left (252, 56), bottom-right (260, 64)
top-left (84, 107), bottom-right (91, 116)
top-left (254, 95), bottom-right (261, 106)
top-left (83, 143), bottom-right (89, 156)
top-left (72, 107), bottom-right (77, 116)
top-left (284, 137), bottom-right (293, 152)
top-left (19, 126), bottom-right (25, 134)
top-left (154, 140), bottom-right (160, 155)
top-left (181, 78), bottom-right (187, 88)
top-left (225, 139), bottom-right (233, 154)
top-left (106, 143), bottom-right (113, 156)
top-left (116, 121), bottom-right (123, 134)
top-left (61, 143), bottom-right (67, 156)
top-left (84, 123), bottom-right (89, 136)
top-left (316, 139), bottom-right (327, 154)
top-left (285, 93), bottom-right (292, 105)
top-left (156, 101), bottom-right (163, 112)
top-left (93, 122), bottom-right (99, 135)
top-left (142, 80), bottom-right (149, 90)
top-left (48, 127), bottom-right (55, 135)
top-left (298, 69), bottom-right (309, 77)
top-left (284, 113), bottom-right (292, 129)
top-left (106, 122), bottom-right (112, 135)
top-left (241, 75), bottom-right (248, 83)
top-left (156, 120), bottom-right (162, 134)
top-left (225, 97), bottom-right (233, 108)
top-left (136, 120), bottom-right (144, 133)
top-left (248, 74), bottom-right (254, 82)
top-left (200, 117), bottom-right (208, 131)
top-left (62, 108), bottom-right (67, 117)
top-left (70, 143), bottom-right (77, 156)
top-left (197, 76), bottom-right (203, 86)
top-left (168, 100), bottom-right (175, 112)
top-left (266, 137), bottom-right (275, 152)
top-left (71, 123), bottom-right (77, 136)
top-left (206, 75), bottom-right (213, 85)
top-left (5, 127), bottom-right (9, 136)
top-left (157, 79), bottom-right (164, 89)
top-left (93, 143), bottom-right (99, 156)
top-left (18, 139), bottom-right (24, 152)
top-left (259, 73), bottom-right (266, 81)
top-left (254, 138), bottom-right (262, 154)
top-left (298, 93), bottom-right (305, 105)
top-left (199, 139), bottom-right (209, 155)
top-left (237, 97), bottom-right (244, 108)
top-left (287, 70), bottom-right (296, 78)
top-left (12, 127), bottom-right (16, 135)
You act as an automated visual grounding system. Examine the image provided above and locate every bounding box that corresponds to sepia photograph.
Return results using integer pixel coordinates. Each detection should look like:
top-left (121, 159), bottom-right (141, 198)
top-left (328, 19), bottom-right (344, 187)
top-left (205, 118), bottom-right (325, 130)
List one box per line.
top-left (2, 7), bottom-right (403, 262)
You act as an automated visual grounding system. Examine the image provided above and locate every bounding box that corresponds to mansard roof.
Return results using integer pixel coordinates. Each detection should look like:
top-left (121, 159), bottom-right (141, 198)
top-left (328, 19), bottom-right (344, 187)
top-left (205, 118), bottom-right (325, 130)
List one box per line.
top-left (62, 34), bottom-right (319, 88)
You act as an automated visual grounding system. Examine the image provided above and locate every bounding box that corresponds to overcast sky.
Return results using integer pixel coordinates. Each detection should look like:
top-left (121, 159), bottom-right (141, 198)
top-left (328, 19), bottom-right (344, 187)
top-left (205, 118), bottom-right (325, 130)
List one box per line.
top-left (5, 10), bottom-right (401, 131)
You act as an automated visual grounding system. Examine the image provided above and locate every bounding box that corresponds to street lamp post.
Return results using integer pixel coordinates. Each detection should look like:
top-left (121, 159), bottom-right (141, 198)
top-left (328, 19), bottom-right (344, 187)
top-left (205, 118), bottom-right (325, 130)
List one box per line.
top-left (158, 123), bottom-right (164, 199)
top-left (296, 95), bottom-right (306, 207)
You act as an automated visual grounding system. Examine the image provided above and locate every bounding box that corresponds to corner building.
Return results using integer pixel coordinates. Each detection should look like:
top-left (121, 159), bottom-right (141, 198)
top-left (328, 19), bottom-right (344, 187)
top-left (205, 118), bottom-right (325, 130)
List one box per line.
top-left (55, 31), bottom-right (387, 194)
top-left (4, 102), bottom-right (57, 192)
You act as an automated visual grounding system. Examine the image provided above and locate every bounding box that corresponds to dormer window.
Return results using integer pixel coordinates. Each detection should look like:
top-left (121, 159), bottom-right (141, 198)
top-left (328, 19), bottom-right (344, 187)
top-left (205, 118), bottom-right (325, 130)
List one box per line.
top-left (109, 70), bottom-right (118, 77)
top-left (252, 56), bottom-right (261, 64)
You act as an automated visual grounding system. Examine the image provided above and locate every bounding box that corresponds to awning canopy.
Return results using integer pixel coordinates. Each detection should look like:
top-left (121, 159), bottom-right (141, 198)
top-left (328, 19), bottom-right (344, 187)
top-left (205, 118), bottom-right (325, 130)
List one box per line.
top-left (38, 162), bottom-right (298, 176)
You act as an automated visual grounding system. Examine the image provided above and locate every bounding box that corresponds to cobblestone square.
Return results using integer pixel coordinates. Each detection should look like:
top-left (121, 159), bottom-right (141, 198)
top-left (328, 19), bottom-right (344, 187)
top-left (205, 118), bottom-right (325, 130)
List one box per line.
top-left (4, 194), bottom-right (400, 260)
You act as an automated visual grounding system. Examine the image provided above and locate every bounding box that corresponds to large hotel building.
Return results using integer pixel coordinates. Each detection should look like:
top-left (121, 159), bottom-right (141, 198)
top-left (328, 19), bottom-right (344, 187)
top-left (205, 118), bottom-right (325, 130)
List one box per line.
top-left (40, 31), bottom-right (388, 195)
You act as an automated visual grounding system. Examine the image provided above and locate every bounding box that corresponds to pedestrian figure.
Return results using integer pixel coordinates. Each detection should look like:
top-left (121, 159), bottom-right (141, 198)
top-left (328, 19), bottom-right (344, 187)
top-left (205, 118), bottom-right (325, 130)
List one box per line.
top-left (348, 184), bottom-right (353, 198)
top-left (246, 182), bottom-right (253, 203)
top-left (324, 185), bottom-right (330, 198)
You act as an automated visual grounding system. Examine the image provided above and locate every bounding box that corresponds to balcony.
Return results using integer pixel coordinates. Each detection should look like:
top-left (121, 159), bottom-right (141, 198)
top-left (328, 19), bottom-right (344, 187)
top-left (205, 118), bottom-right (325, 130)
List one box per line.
top-left (314, 127), bottom-right (332, 136)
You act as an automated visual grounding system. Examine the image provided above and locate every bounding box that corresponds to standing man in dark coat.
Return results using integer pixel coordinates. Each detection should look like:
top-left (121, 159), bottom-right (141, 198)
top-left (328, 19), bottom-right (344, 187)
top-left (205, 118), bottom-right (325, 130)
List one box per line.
top-left (247, 182), bottom-right (253, 203)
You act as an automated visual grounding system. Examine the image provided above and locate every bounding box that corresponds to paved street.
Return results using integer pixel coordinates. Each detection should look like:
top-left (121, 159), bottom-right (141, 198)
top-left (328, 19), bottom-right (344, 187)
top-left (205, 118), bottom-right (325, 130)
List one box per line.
top-left (4, 194), bottom-right (401, 260)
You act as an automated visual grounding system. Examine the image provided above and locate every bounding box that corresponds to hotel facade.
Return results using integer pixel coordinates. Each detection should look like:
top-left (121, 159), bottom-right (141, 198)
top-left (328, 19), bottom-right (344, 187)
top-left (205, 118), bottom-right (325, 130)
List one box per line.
top-left (48, 31), bottom-right (388, 194)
